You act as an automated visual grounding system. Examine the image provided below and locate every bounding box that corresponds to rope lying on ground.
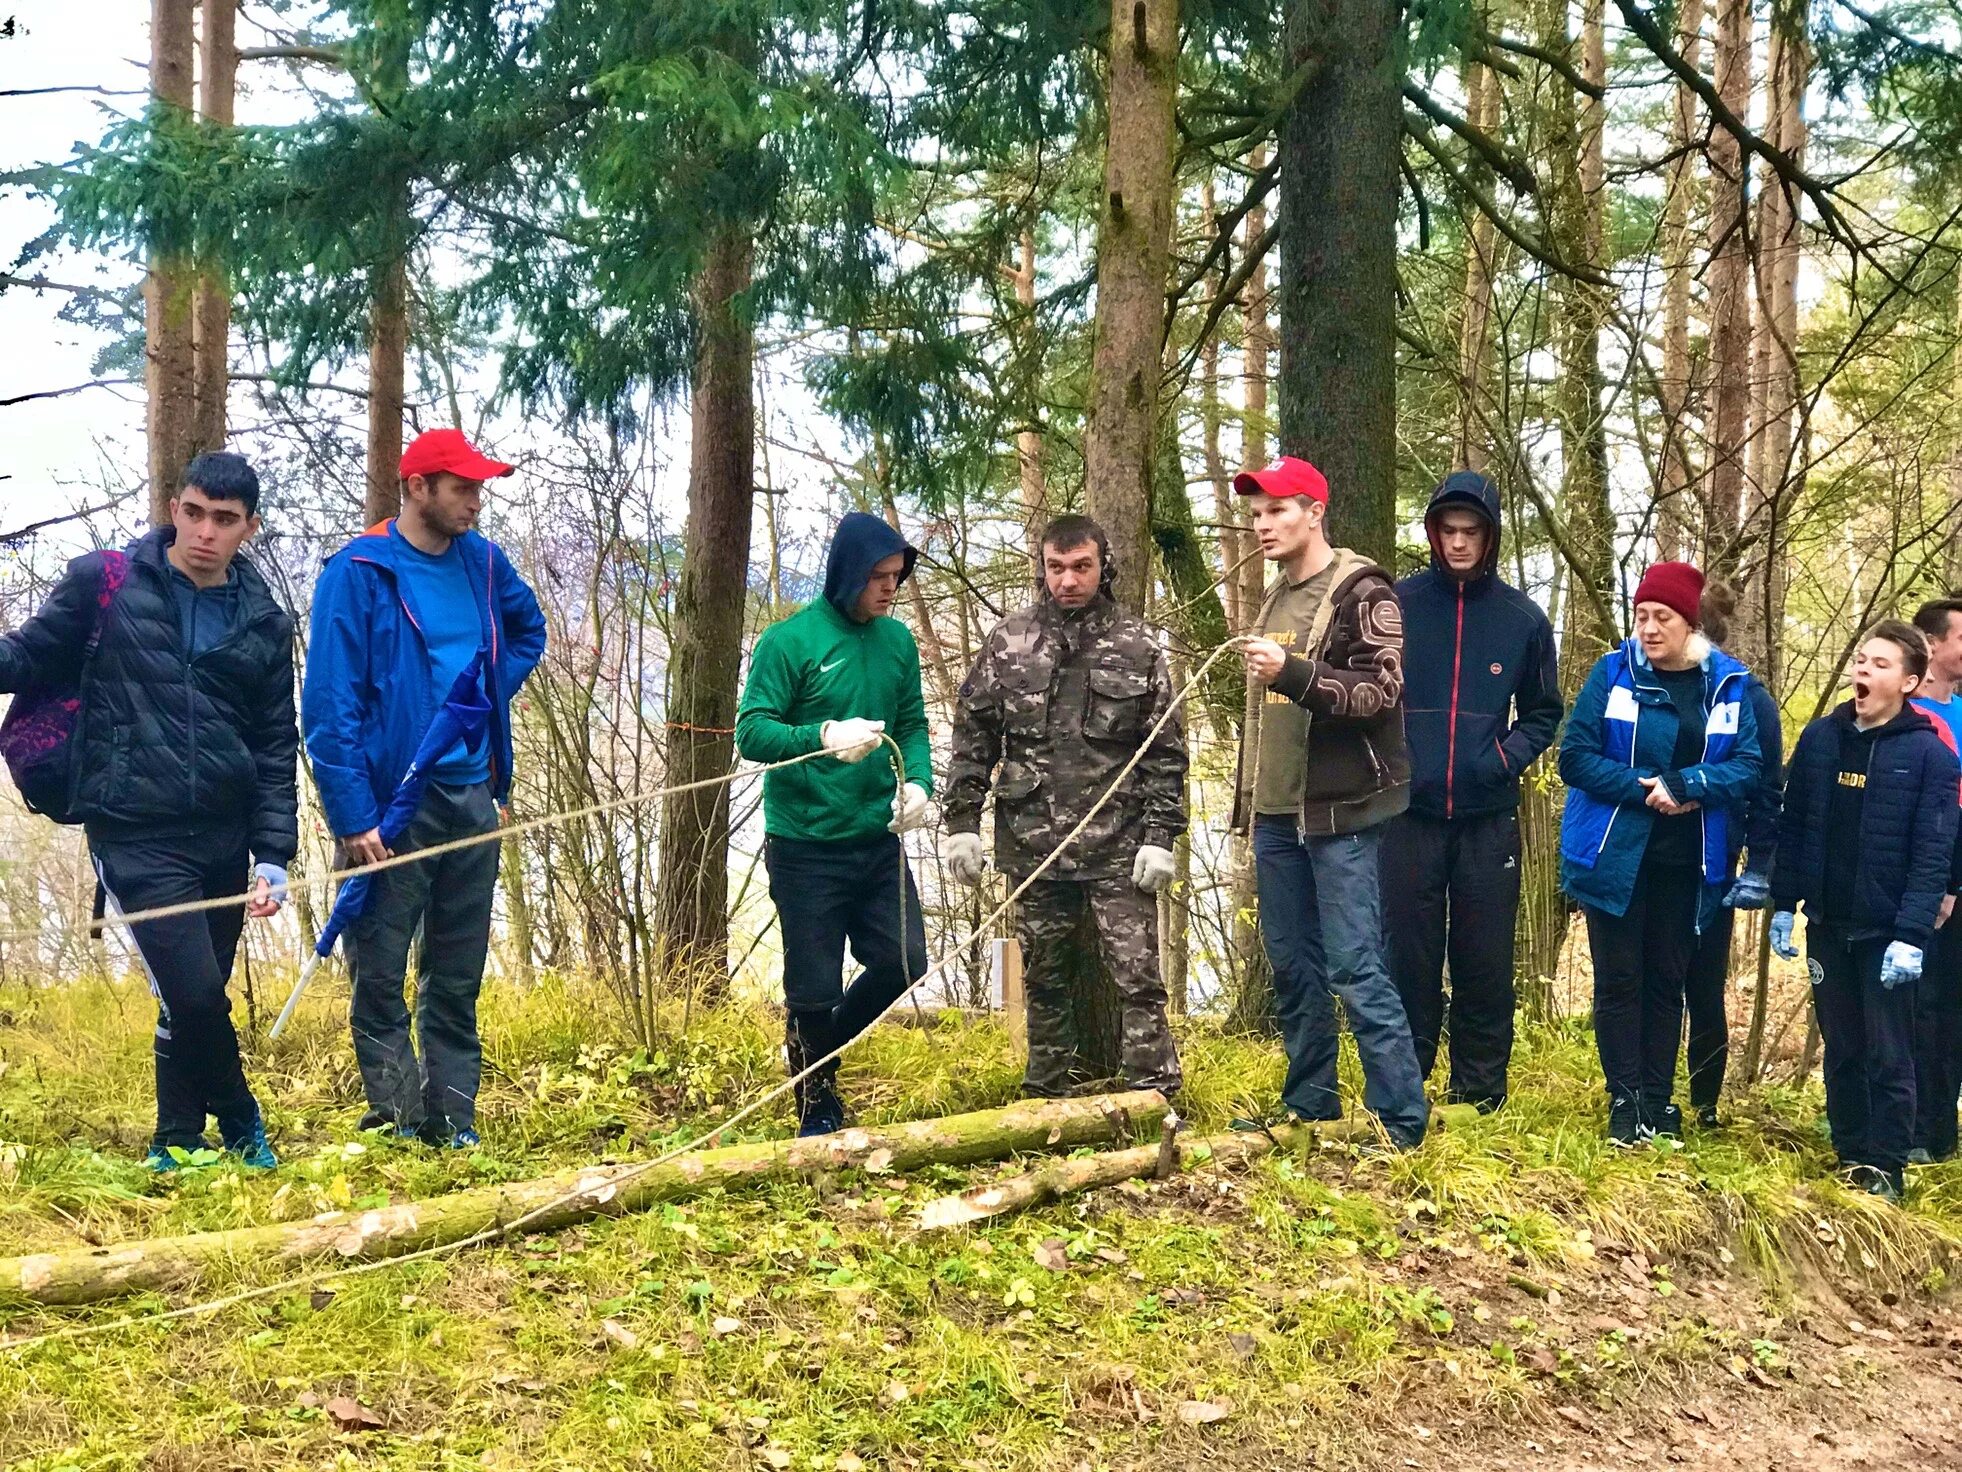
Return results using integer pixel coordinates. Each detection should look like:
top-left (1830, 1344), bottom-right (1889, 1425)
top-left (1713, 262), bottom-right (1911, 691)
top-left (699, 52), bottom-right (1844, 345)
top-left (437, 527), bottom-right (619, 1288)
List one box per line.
top-left (0, 635), bottom-right (1252, 1354)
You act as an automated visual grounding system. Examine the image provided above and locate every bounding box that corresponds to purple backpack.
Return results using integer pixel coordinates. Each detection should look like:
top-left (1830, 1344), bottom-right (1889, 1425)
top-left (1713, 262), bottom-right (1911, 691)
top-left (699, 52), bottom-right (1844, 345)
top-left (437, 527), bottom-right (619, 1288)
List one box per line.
top-left (0, 549), bottom-right (129, 824)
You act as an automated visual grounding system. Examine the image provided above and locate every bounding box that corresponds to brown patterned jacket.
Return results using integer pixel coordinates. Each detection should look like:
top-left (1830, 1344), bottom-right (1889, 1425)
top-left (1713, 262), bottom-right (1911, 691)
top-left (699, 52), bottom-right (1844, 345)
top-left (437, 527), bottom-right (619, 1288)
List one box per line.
top-left (1235, 550), bottom-right (1412, 837)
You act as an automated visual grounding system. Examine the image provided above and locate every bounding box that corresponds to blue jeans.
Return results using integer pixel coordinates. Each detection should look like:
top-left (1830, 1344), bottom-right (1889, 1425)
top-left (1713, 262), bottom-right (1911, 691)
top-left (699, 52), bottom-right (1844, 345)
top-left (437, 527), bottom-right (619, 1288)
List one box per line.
top-left (1253, 816), bottom-right (1430, 1145)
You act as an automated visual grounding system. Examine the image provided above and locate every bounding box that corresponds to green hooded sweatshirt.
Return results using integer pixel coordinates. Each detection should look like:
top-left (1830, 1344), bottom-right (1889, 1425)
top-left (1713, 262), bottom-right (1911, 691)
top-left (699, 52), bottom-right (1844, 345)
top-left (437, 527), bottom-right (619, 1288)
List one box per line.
top-left (735, 513), bottom-right (933, 844)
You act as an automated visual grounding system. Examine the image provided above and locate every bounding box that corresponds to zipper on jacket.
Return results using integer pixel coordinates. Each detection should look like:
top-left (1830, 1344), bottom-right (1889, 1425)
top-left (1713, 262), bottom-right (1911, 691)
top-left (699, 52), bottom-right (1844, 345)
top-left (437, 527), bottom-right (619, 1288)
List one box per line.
top-left (1446, 582), bottom-right (1464, 818)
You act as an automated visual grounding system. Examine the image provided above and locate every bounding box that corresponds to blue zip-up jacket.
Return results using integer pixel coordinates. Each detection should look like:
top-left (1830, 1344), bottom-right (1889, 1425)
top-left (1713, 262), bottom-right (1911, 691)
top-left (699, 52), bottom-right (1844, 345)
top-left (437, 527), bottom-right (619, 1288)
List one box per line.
top-left (1558, 637), bottom-right (1762, 928)
top-left (1397, 472), bottom-right (1563, 819)
top-left (1731, 672), bottom-right (1784, 876)
top-left (1771, 702), bottom-right (1960, 947)
top-left (303, 521), bottom-right (547, 838)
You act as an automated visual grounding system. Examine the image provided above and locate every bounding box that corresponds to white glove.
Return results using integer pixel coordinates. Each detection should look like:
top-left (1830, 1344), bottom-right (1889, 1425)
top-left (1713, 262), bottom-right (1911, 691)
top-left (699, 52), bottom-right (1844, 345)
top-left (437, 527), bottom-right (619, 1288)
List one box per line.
top-left (1881, 941), bottom-right (1924, 990)
top-left (940, 831), bottom-right (986, 885)
top-left (820, 717), bottom-right (885, 763)
top-left (1132, 844), bottom-right (1177, 894)
top-left (889, 781), bottom-right (930, 834)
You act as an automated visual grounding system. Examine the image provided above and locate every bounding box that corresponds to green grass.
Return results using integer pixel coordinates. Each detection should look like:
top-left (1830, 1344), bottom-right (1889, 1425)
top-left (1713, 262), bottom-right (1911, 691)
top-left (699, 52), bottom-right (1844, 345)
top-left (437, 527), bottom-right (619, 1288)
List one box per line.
top-left (1, 970), bottom-right (1959, 1470)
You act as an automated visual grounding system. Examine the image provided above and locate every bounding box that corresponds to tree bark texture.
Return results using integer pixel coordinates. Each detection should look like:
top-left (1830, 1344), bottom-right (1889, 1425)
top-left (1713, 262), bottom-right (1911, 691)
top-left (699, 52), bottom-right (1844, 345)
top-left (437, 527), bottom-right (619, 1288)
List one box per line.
top-left (1279, 0), bottom-right (1400, 565)
top-left (1704, 0), bottom-right (1755, 573)
top-left (653, 232), bottom-right (758, 991)
top-left (190, 0), bottom-right (237, 458)
top-left (145, 0), bottom-right (197, 525)
top-left (1454, 50), bottom-right (1499, 476)
top-left (0, 1093), bottom-right (1169, 1307)
top-left (1014, 228), bottom-right (1048, 560)
top-left (1656, 0), bottom-right (1706, 561)
top-left (364, 245), bottom-right (408, 526)
top-left (1083, 0), bottom-right (1181, 611)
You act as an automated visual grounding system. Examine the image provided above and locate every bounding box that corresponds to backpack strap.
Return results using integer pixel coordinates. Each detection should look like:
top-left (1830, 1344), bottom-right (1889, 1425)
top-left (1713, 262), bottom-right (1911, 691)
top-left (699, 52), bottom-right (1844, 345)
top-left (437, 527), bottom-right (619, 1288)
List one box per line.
top-left (83, 549), bottom-right (130, 663)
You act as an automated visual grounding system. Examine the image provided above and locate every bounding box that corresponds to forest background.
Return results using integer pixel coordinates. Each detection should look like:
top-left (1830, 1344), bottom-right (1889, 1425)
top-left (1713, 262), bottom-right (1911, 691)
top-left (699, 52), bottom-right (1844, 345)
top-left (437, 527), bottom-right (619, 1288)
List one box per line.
top-left (2, 0), bottom-right (1962, 1091)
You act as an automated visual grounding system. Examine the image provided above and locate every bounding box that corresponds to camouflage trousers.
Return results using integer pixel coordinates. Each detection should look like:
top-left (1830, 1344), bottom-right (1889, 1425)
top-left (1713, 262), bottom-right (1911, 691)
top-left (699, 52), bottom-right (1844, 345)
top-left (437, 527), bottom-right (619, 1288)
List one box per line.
top-left (1016, 877), bottom-right (1182, 1097)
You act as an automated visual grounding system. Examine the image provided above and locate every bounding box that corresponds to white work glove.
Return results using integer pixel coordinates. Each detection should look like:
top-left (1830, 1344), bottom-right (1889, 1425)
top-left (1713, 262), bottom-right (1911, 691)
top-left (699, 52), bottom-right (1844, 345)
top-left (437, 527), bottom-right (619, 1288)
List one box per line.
top-left (940, 831), bottom-right (986, 885)
top-left (1881, 941), bottom-right (1925, 990)
top-left (820, 717), bottom-right (885, 763)
top-left (1769, 911), bottom-right (1798, 960)
top-left (1132, 844), bottom-right (1177, 895)
top-left (889, 781), bottom-right (930, 834)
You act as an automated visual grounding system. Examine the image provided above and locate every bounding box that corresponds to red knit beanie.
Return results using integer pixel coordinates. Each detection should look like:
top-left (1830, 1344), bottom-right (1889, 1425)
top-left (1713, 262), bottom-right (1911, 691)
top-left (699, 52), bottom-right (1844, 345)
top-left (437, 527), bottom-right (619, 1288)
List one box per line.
top-left (1632, 560), bottom-right (1704, 626)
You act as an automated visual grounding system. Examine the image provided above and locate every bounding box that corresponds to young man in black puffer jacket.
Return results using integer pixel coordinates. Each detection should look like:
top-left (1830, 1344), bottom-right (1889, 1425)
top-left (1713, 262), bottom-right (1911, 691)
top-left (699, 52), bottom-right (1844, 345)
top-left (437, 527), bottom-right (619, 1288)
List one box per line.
top-left (0, 453), bottom-right (298, 1170)
top-left (1384, 471), bottom-right (1562, 1112)
top-left (1772, 621), bottom-right (1960, 1203)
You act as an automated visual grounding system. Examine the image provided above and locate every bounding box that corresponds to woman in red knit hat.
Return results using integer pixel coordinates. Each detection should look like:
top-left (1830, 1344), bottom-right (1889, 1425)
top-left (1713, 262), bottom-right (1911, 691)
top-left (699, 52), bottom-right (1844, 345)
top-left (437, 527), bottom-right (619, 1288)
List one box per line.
top-left (1557, 561), bottom-right (1765, 1146)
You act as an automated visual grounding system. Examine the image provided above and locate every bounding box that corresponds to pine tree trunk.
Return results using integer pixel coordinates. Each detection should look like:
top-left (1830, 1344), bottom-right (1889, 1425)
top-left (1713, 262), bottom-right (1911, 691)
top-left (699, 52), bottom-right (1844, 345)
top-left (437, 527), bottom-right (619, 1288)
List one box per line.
top-left (1455, 45), bottom-right (1498, 474)
top-left (1083, 0), bottom-right (1181, 611)
top-left (145, 0), bottom-right (197, 525)
top-left (653, 232), bottom-right (757, 992)
top-left (0, 1093), bottom-right (1168, 1307)
top-left (1014, 229), bottom-right (1048, 558)
top-left (1950, 283), bottom-right (1962, 590)
top-left (365, 245), bottom-right (408, 525)
top-left (1279, 0), bottom-right (1400, 564)
top-left (1545, 0), bottom-right (1616, 693)
top-left (1656, 0), bottom-right (1706, 561)
top-left (190, 0), bottom-right (237, 457)
top-left (1705, 0), bottom-right (1755, 575)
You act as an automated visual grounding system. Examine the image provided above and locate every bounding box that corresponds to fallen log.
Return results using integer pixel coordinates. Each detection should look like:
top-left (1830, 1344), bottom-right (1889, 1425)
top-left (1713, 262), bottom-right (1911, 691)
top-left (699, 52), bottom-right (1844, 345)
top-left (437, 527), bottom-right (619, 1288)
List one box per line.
top-left (1, 1092), bottom-right (1167, 1308)
top-left (916, 1103), bottom-right (1481, 1230)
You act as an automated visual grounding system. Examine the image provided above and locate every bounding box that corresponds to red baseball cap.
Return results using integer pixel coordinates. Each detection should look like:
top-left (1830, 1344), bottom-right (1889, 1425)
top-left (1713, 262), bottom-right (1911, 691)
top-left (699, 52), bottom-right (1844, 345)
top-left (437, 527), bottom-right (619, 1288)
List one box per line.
top-left (1233, 455), bottom-right (1329, 504)
top-left (399, 428), bottom-right (515, 482)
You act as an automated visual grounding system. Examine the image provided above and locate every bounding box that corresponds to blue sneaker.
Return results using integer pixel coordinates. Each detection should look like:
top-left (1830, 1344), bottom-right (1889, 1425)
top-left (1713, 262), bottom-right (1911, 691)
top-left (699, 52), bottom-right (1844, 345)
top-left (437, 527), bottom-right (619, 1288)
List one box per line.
top-left (447, 1127), bottom-right (481, 1151)
top-left (219, 1114), bottom-right (278, 1170)
top-left (144, 1147), bottom-right (182, 1173)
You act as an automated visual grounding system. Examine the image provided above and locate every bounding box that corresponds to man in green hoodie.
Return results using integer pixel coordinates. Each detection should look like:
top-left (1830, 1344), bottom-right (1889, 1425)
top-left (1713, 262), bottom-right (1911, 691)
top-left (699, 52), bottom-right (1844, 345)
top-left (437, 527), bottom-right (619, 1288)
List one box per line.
top-left (736, 512), bottom-right (935, 1136)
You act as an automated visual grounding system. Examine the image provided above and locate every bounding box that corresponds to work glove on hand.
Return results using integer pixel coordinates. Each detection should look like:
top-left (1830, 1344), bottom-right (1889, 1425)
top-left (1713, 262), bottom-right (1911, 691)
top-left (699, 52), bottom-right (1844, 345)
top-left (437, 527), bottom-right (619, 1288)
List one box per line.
top-left (820, 717), bottom-right (885, 763)
top-left (1770, 911), bottom-right (1799, 960)
top-left (889, 781), bottom-right (931, 834)
top-left (1724, 869), bottom-right (1771, 911)
top-left (940, 832), bottom-right (986, 885)
top-left (1131, 844), bottom-right (1177, 895)
top-left (251, 862), bottom-right (288, 913)
top-left (1881, 941), bottom-right (1925, 990)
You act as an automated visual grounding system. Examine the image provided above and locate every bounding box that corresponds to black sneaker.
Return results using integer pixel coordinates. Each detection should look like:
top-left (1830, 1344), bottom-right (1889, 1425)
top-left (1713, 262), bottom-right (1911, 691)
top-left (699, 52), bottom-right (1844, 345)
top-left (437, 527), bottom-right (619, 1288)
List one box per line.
top-left (1649, 1102), bottom-right (1684, 1140)
top-left (1695, 1104), bottom-right (1722, 1130)
top-left (1607, 1096), bottom-right (1646, 1148)
top-left (797, 1077), bottom-right (846, 1138)
top-left (1866, 1167), bottom-right (1906, 1205)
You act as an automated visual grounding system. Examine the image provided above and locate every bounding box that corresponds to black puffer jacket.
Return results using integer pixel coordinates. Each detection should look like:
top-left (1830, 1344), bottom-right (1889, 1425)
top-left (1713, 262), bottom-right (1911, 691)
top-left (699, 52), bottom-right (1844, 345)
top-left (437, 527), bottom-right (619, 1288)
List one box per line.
top-left (0, 529), bottom-right (299, 864)
top-left (1772, 702), bottom-right (1958, 947)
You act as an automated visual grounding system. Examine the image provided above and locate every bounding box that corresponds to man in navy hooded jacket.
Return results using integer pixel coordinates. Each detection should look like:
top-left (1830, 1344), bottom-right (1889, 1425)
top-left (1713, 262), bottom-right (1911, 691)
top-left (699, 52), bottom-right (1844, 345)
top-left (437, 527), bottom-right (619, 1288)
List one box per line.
top-left (736, 512), bottom-right (934, 1136)
top-left (1384, 472), bottom-right (1562, 1110)
top-left (303, 429), bottom-right (547, 1147)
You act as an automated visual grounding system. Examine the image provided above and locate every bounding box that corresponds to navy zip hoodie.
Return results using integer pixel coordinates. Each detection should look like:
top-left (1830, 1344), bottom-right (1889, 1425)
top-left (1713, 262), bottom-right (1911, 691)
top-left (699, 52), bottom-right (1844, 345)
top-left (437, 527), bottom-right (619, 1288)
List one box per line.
top-left (1395, 472), bottom-right (1563, 819)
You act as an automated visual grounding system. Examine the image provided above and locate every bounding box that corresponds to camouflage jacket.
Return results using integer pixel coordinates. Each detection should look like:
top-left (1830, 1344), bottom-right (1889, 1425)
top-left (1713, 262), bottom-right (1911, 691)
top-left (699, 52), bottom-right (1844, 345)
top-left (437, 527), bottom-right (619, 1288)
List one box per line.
top-left (944, 593), bottom-right (1187, 880)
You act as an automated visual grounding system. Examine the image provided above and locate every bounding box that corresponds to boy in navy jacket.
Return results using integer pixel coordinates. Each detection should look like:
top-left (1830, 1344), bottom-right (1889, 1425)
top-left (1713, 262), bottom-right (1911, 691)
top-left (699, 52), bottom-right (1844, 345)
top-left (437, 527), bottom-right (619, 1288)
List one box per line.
top-left (1772, 621), bottom-right (1961, 1202)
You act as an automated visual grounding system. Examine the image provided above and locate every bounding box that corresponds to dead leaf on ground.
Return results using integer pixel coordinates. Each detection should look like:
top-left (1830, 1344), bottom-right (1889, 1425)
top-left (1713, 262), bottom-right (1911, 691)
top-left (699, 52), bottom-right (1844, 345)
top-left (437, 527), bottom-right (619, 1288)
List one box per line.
top-left (712, 1316), bottom-right (747, 1337)
top-left (1227, 1331), bottom-right (1258, 1360)
top-left (309, 1287), bottom-right (337, 1311)
top-left (1553, 1406), bottom-right (1592, 1431)
top-left (1034, 1239), bottom-right (1070, 1273)
top-left (836, 1454), bottom-right (867, 1472)
top-left (325, 1395), bottom-right (385, 1433)
top-left (602, 1319), bottom-right (639, 1351)
top-left (1177, 1398), bottom-right (1233, 1426)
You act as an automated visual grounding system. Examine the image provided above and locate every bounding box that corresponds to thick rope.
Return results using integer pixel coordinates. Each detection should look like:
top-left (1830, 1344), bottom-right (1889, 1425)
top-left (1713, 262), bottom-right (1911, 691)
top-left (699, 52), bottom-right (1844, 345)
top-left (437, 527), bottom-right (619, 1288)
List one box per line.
top-left (0, 636), bottom-right (1250, 1354)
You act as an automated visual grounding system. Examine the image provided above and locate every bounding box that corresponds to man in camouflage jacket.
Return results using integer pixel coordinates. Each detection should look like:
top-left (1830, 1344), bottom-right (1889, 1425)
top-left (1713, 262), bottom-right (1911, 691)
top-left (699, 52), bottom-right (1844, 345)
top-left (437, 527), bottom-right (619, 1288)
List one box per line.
top-left (941, 515), bottom-right (1187, 1097)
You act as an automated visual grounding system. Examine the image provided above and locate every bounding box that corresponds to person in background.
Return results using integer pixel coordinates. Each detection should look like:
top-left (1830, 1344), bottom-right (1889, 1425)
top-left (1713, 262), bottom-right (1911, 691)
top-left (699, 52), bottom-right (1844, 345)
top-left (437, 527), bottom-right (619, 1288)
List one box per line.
top-left (304, 429), bottom-right (548, 1149)
top-left (1559, 561), bottom-right (1761, 1147)
top-left (1675, 582), bottom-right (1783, 1129)
top-left (1230, 456), bottom-right (1429, 1150)
top-left (942, 515), bottom-right (1186, 1100)
top-left (0, 453), bottom-right (296, 1170)
top-left (1384, 470), bottom-right (1561, 1113)
top-left (1772, 622), bottom-right (1959, 1203)
top-left (1907, 598), bottom-right (1962, 1162)
top-left (735, 512), bottom-right (934, 1137)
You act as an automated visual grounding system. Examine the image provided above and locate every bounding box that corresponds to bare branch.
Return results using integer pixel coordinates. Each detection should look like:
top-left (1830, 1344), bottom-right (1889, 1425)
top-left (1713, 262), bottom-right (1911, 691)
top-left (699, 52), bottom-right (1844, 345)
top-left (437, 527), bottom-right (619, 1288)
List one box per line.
top-left (0, 379), bottom-right (136, 409)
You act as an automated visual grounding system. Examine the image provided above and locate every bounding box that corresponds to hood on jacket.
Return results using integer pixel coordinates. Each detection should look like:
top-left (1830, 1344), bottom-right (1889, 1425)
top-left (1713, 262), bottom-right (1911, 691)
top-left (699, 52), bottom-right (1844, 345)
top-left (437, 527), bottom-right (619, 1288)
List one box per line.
top-left (823, 511), bottom-right (918, 621)
top-left (1832, 699), bottom-right (1937, 741)
top-left (1425, 470), bottom-right (1502, 581)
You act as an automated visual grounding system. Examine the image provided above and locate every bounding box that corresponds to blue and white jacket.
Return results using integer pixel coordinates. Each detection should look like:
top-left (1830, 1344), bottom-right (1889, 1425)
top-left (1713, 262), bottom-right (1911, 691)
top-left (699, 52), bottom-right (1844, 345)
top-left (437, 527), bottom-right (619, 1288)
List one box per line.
top-left (1558, 636), bottom-right (1762, 928)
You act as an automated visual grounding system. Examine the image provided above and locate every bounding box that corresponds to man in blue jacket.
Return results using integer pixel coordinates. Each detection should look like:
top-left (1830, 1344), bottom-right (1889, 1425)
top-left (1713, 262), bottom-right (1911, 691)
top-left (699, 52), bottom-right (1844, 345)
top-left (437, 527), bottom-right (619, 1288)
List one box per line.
top-left (1384, 472), bottom-right (1561, 1111)
top-left (1772, 621), bottom-right (1960, 1203)
top-left (303, 429), bottom-right (547, 1147)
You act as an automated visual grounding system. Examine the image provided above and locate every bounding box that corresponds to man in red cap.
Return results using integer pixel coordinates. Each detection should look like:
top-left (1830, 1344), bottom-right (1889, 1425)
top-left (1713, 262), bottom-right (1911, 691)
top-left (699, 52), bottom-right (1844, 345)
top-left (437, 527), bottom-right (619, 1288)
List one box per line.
top-left (302, 428), bottom-right (547, 1148)
top-left (1229, 456), bottom-right (1429, 1148)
